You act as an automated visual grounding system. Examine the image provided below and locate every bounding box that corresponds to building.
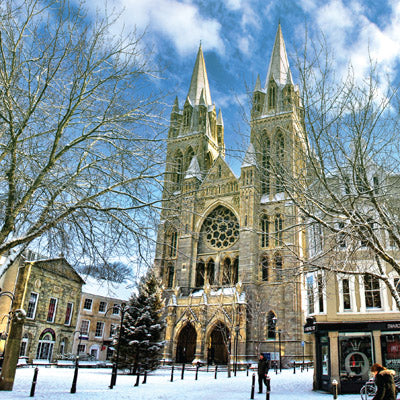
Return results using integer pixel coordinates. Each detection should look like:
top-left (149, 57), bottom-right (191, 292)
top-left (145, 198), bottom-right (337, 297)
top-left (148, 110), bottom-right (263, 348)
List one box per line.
top-left (72, 277), bottom-right (132, 362)
top-left (0, 255), bottom-right (84, 363)
top-left (154, 24), bottom-right (309, 367)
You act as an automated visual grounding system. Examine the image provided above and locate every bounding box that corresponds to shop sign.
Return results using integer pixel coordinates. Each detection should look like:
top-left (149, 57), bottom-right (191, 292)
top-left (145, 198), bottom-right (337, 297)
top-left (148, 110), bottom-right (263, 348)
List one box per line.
top-left (386, 323), bottom-right (400, 330)
top-left (304, 324), bottom-right (316, 333)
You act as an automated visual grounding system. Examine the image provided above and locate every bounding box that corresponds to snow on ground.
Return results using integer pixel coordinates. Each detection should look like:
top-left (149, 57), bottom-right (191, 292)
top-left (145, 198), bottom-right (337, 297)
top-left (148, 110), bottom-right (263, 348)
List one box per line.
top-left (6, 366), bottom-right (365, 399)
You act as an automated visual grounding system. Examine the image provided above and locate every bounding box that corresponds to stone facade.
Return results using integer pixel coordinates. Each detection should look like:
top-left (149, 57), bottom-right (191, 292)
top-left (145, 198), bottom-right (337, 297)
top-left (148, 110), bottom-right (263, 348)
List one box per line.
top-left (155, 25), bottom-right (309, 366)
top-left (0, 257), bottom-right (84, 363)
top-left (73, 279), bottom-right (131, 362)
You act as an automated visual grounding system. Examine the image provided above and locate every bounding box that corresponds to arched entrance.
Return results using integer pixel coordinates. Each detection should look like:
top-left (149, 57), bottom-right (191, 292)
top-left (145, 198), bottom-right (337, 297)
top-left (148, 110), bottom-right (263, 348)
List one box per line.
top-left (209, 323), bottom-right (230, 365)
top-left (176, 323), bottom-right (197, 363)
top-left (36, 329), bottom-right (56, 361)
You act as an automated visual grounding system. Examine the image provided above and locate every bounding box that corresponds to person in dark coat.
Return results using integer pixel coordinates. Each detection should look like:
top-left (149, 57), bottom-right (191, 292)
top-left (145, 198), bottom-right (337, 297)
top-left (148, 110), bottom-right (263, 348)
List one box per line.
top-left (257, 353), bottom-right (269, 394)
top-left (371, 363), bottom-right (396, 400)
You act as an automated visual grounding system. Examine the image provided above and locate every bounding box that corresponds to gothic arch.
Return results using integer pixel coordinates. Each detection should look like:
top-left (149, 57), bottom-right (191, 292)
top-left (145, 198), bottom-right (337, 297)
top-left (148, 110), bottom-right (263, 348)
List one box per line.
top-left (195, 202), bottom-right (239, 233)
top-left (175, 322), bottom-right (197, 363)
top-left (267, 310), bottom-right (277, 339)
top-left (174, 150), bottom-right (183, 185)
top-left (205, 320), bottom-right (230, 365)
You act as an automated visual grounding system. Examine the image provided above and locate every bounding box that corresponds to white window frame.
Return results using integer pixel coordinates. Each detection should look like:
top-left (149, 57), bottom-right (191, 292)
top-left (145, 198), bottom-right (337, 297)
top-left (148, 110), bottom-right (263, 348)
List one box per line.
top-left (359, 274), bottom-right (389, 312)
top-left (112, 303), bottom-right (119, 315)
top-left (95, 321), bottom-right (104, 338)
top-left (80, 319), bottom-right (90, 335)
top-left (64, 302), bottom-right (74, 326)
top-left (338, 275), bottom-right (357, 313)
top-left (46, 297), bottom-right (58, 323)
top-left (26, 292), bottom-right (39, 320)
top-left (305, 271), bottom-right (326, 315)
top-left (98, 301), bottom-right (107, 314)
top-left (77, 344), bottom-right (86, 355)
top-left (83, 298), bottom-right (93, 311)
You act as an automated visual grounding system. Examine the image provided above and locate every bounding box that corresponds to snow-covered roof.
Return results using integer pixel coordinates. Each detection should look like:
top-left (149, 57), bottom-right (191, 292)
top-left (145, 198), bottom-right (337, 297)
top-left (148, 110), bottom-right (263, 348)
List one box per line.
top-left (185, 156), bottom-right (202, 180)
top-left (81, 276), bottom-right (133, 301)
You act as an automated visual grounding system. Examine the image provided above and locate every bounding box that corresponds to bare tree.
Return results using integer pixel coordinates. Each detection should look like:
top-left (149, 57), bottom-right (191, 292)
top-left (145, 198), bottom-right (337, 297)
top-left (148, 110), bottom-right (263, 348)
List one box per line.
top-left (273, 31), bottom-right (400, 308)
top-left (0, 0), bottom-right (166, 272)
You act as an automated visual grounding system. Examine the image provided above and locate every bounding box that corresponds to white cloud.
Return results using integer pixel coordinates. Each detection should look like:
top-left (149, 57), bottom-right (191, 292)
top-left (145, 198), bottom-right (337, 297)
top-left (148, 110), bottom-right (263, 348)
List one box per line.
top-left (85, 0), bottom-right (224, 56)
top-left (302, 0), bottom-right (400, 83)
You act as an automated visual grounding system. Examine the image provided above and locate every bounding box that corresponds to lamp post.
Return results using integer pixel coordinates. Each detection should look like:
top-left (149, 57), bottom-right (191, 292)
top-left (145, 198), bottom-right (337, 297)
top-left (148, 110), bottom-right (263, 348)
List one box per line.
top-left (272, 316), bottom-right (281, 372)
top-left (0, 288), bottom-right (26, 391)
top-left (107, 302), bottom-right (129, 389)
top-left (70, 330), bottom-right (86, 393)
top-left (234, 326), bottom-right (240, 376)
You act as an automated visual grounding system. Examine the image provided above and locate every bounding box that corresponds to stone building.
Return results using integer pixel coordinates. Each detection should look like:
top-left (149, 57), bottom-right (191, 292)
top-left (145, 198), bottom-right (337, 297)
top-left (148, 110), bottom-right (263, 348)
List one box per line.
top-left (72, 277), bottom-right (131, 362)
top-left (0, 255), bottom-right (84, 363)
top-left (154, 24), bottom-right (309, 366)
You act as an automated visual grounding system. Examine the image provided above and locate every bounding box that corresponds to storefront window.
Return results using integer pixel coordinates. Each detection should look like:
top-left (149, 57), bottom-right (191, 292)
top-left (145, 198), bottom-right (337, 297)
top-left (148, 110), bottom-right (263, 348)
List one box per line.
top-left (339, 333), bottom-right (373, 385)
top-left (320, 336), bottom-right (329, 375)
top-left (381, 334), bottom-right (400, 373)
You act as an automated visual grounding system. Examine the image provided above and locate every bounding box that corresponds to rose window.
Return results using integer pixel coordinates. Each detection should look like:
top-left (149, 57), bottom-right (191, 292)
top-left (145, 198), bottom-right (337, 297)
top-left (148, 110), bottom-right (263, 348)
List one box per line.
top-left (201, 206), bottom-right (239, 249)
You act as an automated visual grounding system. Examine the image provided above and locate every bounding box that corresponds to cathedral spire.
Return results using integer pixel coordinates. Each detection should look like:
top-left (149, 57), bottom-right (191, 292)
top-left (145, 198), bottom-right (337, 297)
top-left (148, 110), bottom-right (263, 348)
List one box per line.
top-left (265, 23), bottom-right (293, 87)
top-left (187, 44), bottom-right (212, 106)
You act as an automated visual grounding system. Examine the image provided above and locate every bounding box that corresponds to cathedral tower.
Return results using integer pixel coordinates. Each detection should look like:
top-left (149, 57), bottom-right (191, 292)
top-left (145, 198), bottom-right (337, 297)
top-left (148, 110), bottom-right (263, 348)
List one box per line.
top-left (155, 25), bottom-right (308, 366)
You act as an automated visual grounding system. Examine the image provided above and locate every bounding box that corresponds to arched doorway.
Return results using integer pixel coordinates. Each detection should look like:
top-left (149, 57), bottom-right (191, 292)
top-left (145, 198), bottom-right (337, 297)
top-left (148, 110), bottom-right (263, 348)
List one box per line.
top-left (36, 329), bottom-right (56, 361)
top-left (209, 323), bottom-right (230, 365)
top-left (176, 323), bottom-right (197, 363)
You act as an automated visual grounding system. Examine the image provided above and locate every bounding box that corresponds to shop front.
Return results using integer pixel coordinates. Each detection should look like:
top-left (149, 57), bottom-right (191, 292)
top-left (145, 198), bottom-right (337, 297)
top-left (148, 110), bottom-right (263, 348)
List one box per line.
top-left (305, 320), bottom-right (400, 394)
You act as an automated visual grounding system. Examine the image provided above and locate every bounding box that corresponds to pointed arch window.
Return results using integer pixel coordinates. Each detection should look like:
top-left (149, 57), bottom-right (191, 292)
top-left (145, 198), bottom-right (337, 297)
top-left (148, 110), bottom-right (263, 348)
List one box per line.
top-left (274, 214), bottom-right (283, 245)
top-left (233, 257), bottom-right (239, 284)
top-left (262, 137), bottom-right (271, 194)
top-left (195, 260), bottom-right (205, 287)
top-left (222, 257), bottom-right (231, 285)
top-left (183, 106), bottom-right (192, 129)
top-left (268, 83), bottom-right (276, 109)
top-left (276, 133), bottom-right (284, 192)
top-left (205, 152), bottom-right (213, 170)
top-left (206, 259), bottom-right (215, 285)
top-left (170, 230), bottom-right (178, 257)
top-left (167, 264), bottom-right (175, 288)
top-left (274, 253), bottom-right (283, 281)
top-left (261, 215), bottom-right (269, 248)
top-left (174, 151), bottom-right (183, 185)
top-left (267, 311), bottom-right (277, 339)
top-left (199, 106), bottom-right (207, 130)
top-left (261, 255), bottom-right (269, 281)
top-left (253, 92), bottom-right (263, 113)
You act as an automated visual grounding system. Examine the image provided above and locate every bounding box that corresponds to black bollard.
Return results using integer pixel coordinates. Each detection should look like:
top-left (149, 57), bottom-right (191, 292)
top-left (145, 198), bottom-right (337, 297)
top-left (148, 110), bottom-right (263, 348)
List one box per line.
top-left (250, 373), bottom-right (255, 399)
top-left (275, 361), bottom-right (278, 375)
top-left (266, 376), bottom-right (271, 400)
top-left (181, 363), bottom-right (185, 380)
top-left (134, 371), bottom-right (140, 387)
top-left (195, 364), bottom-right (199, 380)
top-left (109, 362), bottom-right (117, 389)
top-left (306, 362), bottom-right (309, 372)
top-left (214, 365), bottom-right (218, 379)
top-left (207, 364), bottom-right (209, 372)
top-left (142, 370), bottom-right (147, 384)
top-left (170, 365), bottom-right (174, 382)
top-left (247, 364), bottom-right (249, 377)
top-left (30, 367), bottom-right (39, 397)
top-left (293, 361), bottom-right (296, 374)
top-left (71, 358), bottom-right (79, 393)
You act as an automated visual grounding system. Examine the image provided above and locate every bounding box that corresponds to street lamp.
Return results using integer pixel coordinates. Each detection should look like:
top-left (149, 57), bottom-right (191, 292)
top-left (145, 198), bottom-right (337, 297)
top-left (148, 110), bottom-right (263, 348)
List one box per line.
top-left (234, 326), bottom-right (240, 376)
top-left (272, 316), bottom-right (282, 372)
top-left (106, 302), bottom-right (130, 389)
top-left (70, 330), bottom-right (86, 393)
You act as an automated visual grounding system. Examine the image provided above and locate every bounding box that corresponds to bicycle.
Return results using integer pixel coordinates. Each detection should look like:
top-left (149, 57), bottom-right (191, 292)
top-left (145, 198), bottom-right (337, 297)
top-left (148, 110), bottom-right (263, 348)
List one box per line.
top-left (360, 378), bottom-right (376, 399)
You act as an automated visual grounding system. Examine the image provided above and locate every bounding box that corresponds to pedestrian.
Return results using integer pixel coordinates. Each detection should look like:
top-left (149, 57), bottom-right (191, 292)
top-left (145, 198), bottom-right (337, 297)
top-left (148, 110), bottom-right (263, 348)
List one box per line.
top-left (257, 353), bottom-right (269, 394)
top-left (371, 363), bottom-right (396, 400)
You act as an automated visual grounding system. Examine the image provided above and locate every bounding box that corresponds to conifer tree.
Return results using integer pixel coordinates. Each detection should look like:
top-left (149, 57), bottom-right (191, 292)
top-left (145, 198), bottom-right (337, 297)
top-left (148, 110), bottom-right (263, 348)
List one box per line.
top-left (118, 271), bottom-right (165, 372)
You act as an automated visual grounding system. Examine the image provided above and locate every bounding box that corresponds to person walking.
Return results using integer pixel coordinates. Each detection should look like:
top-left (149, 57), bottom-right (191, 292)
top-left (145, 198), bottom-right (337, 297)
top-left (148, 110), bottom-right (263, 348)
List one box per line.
top-left (257, 353), bottom-right (269, 394)
top-left (371, 363), bottom-right (396, 400)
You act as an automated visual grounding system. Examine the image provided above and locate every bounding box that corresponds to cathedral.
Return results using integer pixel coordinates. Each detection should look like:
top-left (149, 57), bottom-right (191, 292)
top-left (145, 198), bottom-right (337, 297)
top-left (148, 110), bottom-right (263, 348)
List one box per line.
top-left (154, 24), bottom-right (309, 366)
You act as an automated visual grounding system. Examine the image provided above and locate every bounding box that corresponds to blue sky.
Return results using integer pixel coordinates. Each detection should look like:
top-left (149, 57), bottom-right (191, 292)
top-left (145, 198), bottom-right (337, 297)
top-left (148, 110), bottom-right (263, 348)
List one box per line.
top-left (84, 0), bottom-right (400, 174)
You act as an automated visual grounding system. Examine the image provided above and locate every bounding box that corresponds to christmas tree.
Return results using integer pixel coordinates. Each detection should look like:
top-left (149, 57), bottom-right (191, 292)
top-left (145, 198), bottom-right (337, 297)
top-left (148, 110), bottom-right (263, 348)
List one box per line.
top-left (117, 270), bottom-right (165, 372)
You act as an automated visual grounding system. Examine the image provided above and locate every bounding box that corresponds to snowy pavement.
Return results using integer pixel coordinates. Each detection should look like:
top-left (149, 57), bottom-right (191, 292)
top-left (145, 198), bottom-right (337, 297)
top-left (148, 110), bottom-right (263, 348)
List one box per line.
top-left (5, 366), bottom-right (366, 399)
